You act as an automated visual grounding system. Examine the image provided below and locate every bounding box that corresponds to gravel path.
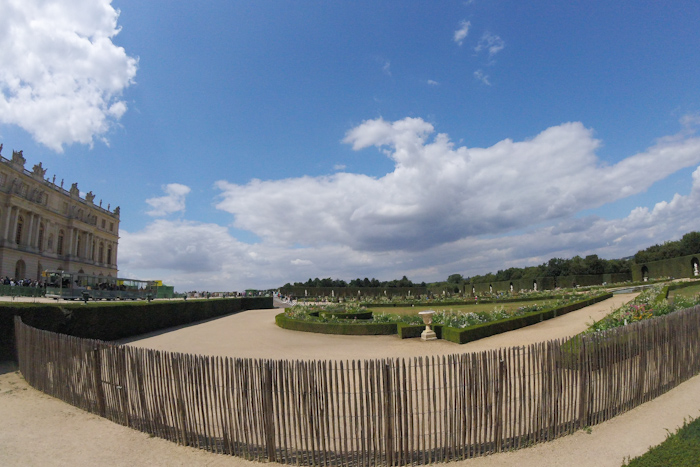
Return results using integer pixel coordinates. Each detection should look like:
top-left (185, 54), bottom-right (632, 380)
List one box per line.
top-left (3, 294), bottom-right (700, 466)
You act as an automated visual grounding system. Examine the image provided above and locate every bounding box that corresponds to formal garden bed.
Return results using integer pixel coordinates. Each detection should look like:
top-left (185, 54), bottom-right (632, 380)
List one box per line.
top-left (275, 291), bottom-right (612, 344)
top-left (559, 280), bottom-right (700, 368)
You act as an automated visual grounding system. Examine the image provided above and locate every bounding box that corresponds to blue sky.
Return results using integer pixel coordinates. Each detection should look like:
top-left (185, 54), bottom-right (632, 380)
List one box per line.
top-left (2, 1), bottom-right (700, 291)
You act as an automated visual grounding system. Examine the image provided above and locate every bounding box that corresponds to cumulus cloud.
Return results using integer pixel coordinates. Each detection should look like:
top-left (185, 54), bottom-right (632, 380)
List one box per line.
top-left (427, 79), bottom-right (439, 86)
top-left (0, 0), bottom-right (138, 152)
top-left (121, 163), bottom-right (700, 291)
top-left (214, 117), bottom-right (700, 253)
top-left (475, 32), bottom-right (505, 57)
top-left (454, 20), bottom-right (471, 46)
top-left (118, 117), bottom-right (700, 291)
top-left (145, 183), bottom-right (191, 216)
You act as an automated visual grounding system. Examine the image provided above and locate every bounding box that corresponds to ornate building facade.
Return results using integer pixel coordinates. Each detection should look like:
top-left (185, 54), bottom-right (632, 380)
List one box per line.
top-left (0, 145), bottom-right (120, 281)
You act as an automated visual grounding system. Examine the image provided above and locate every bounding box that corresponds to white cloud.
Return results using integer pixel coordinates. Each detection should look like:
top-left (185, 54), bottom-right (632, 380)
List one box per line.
top-left (120, 163), bottom-right (700, 291)
top-left (334, 164), bottom-right (347, 171)
top-left (145, 183), bottom-right (191, 216)
top-left (453, 20), bottom-right (471, 46)
top-left (119, 118), bottom-right (700, 291)
top-left (427, 79), bottom-right (439, 86)
top-left (0, 0), bottom-right (138, 152)
top-left (474, 69), bottom-right (491, 85)
top-left (215, 117), bottom-right (700, 253)
top-left (475, 32), bottom-right (505, 57)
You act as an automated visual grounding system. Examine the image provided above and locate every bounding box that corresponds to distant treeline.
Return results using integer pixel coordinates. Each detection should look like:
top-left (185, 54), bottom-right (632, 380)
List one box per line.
top-left (634, 231), bottom-right (700, 264)
top-left (458, 254), bottom-right (631, 284)
top-left (280, 231), bottom-right (700, 290)
top-left (283, 275), bottom-right (426, 289)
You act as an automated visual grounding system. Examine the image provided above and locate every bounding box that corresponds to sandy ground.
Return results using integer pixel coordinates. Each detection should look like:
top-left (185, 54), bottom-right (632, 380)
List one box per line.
top-left (3, 293), bottom-right (700, 466)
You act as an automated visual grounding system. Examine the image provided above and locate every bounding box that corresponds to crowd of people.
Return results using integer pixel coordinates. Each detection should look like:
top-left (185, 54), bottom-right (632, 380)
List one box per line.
top-left (2, 277), bottom-right (43, 288)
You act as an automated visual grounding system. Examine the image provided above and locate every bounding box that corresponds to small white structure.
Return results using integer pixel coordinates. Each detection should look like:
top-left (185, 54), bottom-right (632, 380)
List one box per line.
top-left (418, 310), bottom-right (437, 341)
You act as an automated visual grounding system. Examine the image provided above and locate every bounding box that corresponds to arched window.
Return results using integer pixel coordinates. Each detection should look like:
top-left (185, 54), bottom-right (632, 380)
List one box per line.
top-left (15, 215), bottom-right (24, 245)
top-left (38, 224), bottom-right (44, 252)
top-left (15, 260), bottom-right (26, 280)
top-left (57, 230), bottom-right (64, 255)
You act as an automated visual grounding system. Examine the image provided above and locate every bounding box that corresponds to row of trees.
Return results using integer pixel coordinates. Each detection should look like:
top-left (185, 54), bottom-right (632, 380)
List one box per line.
top-left (281, 232), bottom-right (700, 290)
top-left (634, 231), bottom-right (700, 264)
top-left (283, 276), bottom-right (426, 289)
top-left (449, 254), bottom-right (632, 284)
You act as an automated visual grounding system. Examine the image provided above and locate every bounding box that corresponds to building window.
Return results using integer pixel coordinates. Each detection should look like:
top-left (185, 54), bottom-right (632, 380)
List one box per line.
top-left (0, 172), bottom-right (6, 187)
top-left (101, 219), bottom-right (106, 228)
top-left (62, 202), bottom-right (68, 214)
top-left (57, 230), bottom-right (64, 255)
top-left (38, 225), bottom-right (44, 252)
top-left (76, 234), bottom-right (81, 258)
top-left (15, 216), bottom-right (24, 245)
top-left (107, 246), bottom-right (112, 265)
top-left (110, 222), bottom-right (114, 232)
top-left (99, 242), bottom-right (104, 263)
top-left (91, 240), bottom-right (96, 260)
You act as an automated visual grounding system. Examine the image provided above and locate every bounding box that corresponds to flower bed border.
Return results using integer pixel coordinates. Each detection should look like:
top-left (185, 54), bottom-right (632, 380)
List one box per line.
top-left (276, 293), bottom-right (612, 343)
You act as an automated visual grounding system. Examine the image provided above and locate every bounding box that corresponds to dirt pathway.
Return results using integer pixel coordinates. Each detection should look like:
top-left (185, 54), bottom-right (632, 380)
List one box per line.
top-left (4, 294), bottom-right (700, 466)
top-left (120, 294), bottom-right (637, 359)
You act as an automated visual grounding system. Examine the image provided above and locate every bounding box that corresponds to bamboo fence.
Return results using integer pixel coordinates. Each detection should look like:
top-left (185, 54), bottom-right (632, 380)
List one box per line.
top-left (14, 305), bottom-right (700, 466)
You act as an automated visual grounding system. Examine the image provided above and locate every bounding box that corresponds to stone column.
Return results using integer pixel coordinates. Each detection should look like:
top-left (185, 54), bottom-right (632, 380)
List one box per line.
top-left (26, 212), bottom-right (35, 248)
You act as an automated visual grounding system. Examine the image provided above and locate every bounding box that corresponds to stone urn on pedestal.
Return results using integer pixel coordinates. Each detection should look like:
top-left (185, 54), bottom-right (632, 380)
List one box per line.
top-left (418, 310), bottom-right (437, 341)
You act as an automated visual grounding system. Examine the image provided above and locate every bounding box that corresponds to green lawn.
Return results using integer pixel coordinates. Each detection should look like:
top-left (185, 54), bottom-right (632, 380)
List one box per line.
top-left (669, 283), bottom-right (700, 299)
top-left (367, 300), bottom-right (559, 317)
top-left (623, 416), bottom-right (700, 466)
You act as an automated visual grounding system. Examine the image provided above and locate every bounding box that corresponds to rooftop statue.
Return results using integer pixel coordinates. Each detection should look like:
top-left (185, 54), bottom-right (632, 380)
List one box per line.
top-left (12, 150), bottom-right (25, 167)
top-left (32, 162), bottom-right (47, 178)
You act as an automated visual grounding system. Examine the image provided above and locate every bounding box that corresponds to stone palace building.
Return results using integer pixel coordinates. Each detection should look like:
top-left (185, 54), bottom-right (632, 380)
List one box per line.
top-left (0, 145), bottom-right (120, 282)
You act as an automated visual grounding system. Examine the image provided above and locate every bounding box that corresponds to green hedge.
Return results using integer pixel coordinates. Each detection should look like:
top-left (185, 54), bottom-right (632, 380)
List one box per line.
top-left (397, 323), bottom-right (443, 339)
top-left (439, 293), bottom-right (612, 345)
top-left (0, 296), bottom-right (273, 360)
top-left (319, 310), bottom-right (373, 320)
top-left (278, 294), bottom-right (612, 343)
top-left (363, 295), bottom-right (563, 308)
top-left (663, 280), bottom-right (700, 300)
top-left (275, 313), bottom-right (397, 335)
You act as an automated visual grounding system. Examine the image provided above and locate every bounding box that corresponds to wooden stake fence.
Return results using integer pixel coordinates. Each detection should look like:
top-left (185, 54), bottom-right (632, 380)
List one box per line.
top-left (14, 305), bottom-right (700, 466)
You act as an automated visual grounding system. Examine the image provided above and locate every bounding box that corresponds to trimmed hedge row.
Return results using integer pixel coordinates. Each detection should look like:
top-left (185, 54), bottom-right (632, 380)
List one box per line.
top-left (659, 279), bottom-right (700, 301)
top-left (397, 323), bottom-right (443, 339)
top-left (0, 296), bottom-right (273, 360)
top-left (275, 313), bottom-right (397, 335)
top-left (319, 310), bottom-right (373, 320)
top-left (438, 293), bottom-right (612, 344)
top-left (362, 295), bottom-right (563, 308)
top-left (277, 293), bottom-right (612, 343)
